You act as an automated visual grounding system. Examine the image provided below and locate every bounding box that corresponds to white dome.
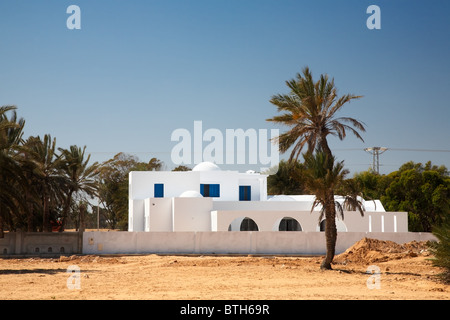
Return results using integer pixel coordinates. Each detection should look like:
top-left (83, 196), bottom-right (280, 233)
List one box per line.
top-left (192, 161), bottom-right (221, 172)
top-left (267, 195), bottom-right (296, 201)
top-left (179, 190), bottom-right (203, 198)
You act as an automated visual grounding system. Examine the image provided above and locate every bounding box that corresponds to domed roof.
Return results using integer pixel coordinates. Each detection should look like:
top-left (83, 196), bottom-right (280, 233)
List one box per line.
top-left (267, 195), bottom-right (296, 201)
top-left (192, 161), bottom-right (221, 172)
top-left (179, 190), bottom-right (203, 198)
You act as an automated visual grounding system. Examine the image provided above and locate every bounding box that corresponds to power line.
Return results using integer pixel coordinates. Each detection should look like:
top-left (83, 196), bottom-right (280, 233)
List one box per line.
top-left (388, 148), bottom-right (450, 153)
top-left (334, 147), bottom-right (450, 174)
top-left (88, 151), bottom-right (172, 154)
top-left (334, 148), bottom-right (450, 152)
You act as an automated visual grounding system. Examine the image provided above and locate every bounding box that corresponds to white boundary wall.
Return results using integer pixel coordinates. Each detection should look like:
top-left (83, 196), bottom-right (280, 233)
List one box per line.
top-left (83, 231), bottom-right (437, 256)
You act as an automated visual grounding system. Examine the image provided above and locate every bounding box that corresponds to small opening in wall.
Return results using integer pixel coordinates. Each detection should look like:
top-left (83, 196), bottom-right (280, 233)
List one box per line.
top-left (319, 220), bottom-right (326, 232)
top-left (279, 217), bottom-right (302, 231)
top-left (2, 248), bottom-right (7, 254)
top-left (48, 247), bottom-right (52, 253)
top-left (60, 247), bottom-right (65, 253)
top-left (228, 217), bottom-right (259, 231)
top-left (35, 247), bottom-right (40, 253)
top-left (240, 217), bottom-right (259, 231)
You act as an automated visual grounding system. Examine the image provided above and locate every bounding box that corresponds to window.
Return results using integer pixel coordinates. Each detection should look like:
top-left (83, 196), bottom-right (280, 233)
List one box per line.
top-left (200, 184), bottom-right (220, 197)
top-left (154, 183), bottom-right (164, 198)
top-left (239, 186), bottom-right (251, 201)
top-left (228, 217), bottom-right (259, 231)
top-left (240, 217), bottom-right (259, 231)
top-left (279, 217), bottom-right (302, 231)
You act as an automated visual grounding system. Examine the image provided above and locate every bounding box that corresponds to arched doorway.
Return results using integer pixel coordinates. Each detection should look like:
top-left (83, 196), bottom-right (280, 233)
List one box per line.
top-left (278, 217), bottom-right (302, 231)
top-left (228, 217), bottom-right (259, 231)
top-left (240, 217), bottom-right (259, 231)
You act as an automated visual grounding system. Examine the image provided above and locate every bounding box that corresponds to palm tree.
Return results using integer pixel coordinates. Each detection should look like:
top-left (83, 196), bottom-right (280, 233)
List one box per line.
top-left (267, 67), bottom-right (366, 269)
top-left (303, 152), bottom-right (350, 269)
top-left (59, 145), bottom-right (99, 231)
top-left (23, 135), bottom-right (69, 232)
top-left (0, 106), bottom-right (27, 236)
top-left (337, 178), bottom-right (368, 215)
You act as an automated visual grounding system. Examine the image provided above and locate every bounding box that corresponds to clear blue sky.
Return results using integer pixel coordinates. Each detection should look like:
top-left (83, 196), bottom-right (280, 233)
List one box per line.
top-left (1, 0), bottom-right (449, 174)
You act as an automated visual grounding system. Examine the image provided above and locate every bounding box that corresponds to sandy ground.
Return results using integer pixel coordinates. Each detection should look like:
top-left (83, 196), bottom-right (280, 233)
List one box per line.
top-left (0, 238), bottom-right (448, 301)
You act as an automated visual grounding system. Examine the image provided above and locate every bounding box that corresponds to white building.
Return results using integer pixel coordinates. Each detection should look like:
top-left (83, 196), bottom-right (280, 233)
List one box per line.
top-left (128, 162), bottom-right (407, 233)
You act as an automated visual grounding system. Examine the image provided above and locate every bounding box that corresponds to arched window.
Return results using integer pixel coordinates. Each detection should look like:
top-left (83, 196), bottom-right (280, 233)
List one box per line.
top-left (240, 217), bottom-right (259, 231)
top-left (228, 217), bottom-right (259, 231)
top-left (279, 217), bottom-right (302, 231)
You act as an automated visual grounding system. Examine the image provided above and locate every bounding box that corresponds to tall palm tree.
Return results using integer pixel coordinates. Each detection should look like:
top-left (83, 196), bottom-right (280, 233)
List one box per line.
top-left (24, 135), bottom-right (69, 232)
top-left (59, 145), bottom-right (99, 231)
top-left (267, 67), bottom-right (366, 269)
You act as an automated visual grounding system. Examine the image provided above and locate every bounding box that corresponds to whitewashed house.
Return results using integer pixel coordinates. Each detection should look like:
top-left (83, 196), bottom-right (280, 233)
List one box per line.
top-left (128, 162), bottom-right (407, 233)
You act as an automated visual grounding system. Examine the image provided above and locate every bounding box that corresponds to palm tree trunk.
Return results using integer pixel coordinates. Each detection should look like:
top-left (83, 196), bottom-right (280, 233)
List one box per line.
top-left (0, 209), bottom-right (4, 239)
top-left (79, 203), bottom-right (86, 233)
top-left (319, 135), bottom-right (333, 159)
top-left (60, 189), bottom-right (74, 232)
top-left (42, 193), bottom-right (51, 232)
top-left (26, 189), bottom-right (34, 232)
top-left (319, 137), bottom-right (338, 270)
top-left (321, 192), bottom-right (337, 270)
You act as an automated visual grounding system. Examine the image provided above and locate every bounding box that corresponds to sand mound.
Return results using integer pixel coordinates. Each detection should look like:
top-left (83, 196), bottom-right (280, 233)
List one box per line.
top-left (334, 237), bottom-right (431, 265)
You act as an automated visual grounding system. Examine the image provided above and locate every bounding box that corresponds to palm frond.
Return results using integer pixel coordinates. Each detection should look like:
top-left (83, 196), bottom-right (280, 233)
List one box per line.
top-left (267, 67), bottom-right (365, 162)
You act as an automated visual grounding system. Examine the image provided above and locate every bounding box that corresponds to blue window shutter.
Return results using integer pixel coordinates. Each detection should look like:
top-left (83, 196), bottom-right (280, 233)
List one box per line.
top-left (200, 184), bottom-right (219, 197)
top-left (154, 184), bottom-right (164, 198)
top-left (200, 184), bottom-right (205, 196)
top-left (239, 186), bottom-right (245, 200)
top-left (239, 186), bottom-right (251, 201)
top-left (211, 184), bottom-right (220, 197)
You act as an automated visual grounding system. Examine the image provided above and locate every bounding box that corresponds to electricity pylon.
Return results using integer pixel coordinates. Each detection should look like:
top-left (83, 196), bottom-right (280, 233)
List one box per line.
top-left (364, 147), bottom-right (388, 174)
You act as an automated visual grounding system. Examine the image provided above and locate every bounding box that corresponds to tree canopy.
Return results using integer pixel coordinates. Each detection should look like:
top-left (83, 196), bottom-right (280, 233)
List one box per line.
top-left (97, 153), bottom-right (163, 230)
top-left (381, 161), bottom-right (449, 232)
top-left (0, 106), bottom-right (164, 233)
